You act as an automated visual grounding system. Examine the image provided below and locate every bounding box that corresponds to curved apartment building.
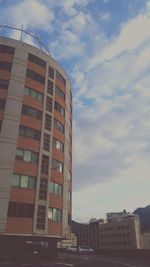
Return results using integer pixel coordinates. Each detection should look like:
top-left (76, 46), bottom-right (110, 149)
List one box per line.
top-left (0, 37), bottom-right (72, 249)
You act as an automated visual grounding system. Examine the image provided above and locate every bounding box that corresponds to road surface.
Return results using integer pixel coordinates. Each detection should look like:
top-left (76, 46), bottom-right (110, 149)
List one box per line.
top-left (0, 253), bottom-right (149, 267)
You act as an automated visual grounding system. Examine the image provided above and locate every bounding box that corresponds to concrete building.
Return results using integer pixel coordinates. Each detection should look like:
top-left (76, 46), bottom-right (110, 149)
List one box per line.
top-left (142, 233), bottom-right (150, 249)
top-left (0, 36), bottom-right (72, 250)
top-left (72, 211), bottom-right (142, 250)
top-left (57, 233), bottom-right (77, 248)
top-left (99, 212), bottom-right (142, 249)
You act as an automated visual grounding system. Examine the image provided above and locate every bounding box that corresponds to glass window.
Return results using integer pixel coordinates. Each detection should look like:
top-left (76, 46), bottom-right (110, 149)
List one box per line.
top-left (53, 138), bottom-right (64, 152)
top-left (54, 102), bottom-right (65, 116)
top-left (0, 61), bottom-right (12, 71)
top-left (43, 133), bottom-right (50, 151)
top-left (57, 209), bottom-right (62, 222)
top-left (48, 66), bottom-right (54, 79)
top-left (56, 71), bottom-right (66, 86)
top-left (49, 182), bottom-right (54, 193)
top-left (0, 79), bottom-right (9, 89)
top-left (53, 208), bottom-right (57, 221)
top-left (28, 177), bottom-right (36, 190)
top-left (0, 45), bottom-right (15, 54)
top-left (54, 183), bottom-right (59, 195)
top-left (52, 158), bottom-right (63, 173)
top-left (24, 150), bottom-right (31, 162)
top-left (47, 80), bottom-right (53, 95)
top-left (20, 175), bottom-right (28, 188)
top-left (46, 96), bottom-right (52, 112)
top-left (31, 152), bottom-right (38, 164)
top-left (24, 87), bottom-right (30, 96)
top-left (48, 208), bottom-right (53, 220)
top-left (0, 99), bottom-right (6, 109)
top-left (45, 114), bottom-right (51, 131)
top-left (55, 86), bottom-right (65, 100)
top-left (12, 174), bottom-right (20, 187)
top-left (31, 89), bottom-right (37, 99)
top-left (54, 119), bottom-right (64, 133)
top-left (16, 149), bottom-right (23, 160)
top-left (37, 92), bottom-right (43, 102)
top-left (58, 185), bottom-right (63, 196)
top-left (28, 53), bottom-right (46, 68)
top-left (26, 69), bottom-right (45, 84)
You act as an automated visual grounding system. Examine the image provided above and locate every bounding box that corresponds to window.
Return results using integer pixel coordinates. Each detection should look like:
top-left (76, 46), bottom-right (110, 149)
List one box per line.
top-left (0, 61), bottom-right (12, 71)
top-left (26, 69), bottom-right (45, 84)
top-left (28, 53), bottom-right (46, 68)
top-left (16, 148), bottom-right (38, 164)
top-left (22, 105), bottom-right (42, 120)
top-left (49, 181), bottom-right (63, 196)
top-left (24, 86), bottom-right (43, 102)
top-left (55, 86), bottom-right (65, 100)
top-left (20, 175), bottom-right (28, 188)
top-left (41, 155), bottom-right (49, 175)
top-left (54, 119), bottom-right (64, 133)
top-left (56, 71), bottom-right (66, 86)
top-left (8, 202), bottom-right (34, 218)
top-left (37, 205), bottom-right (46, 229)
top-left (52, 158), bottom-right (63, 174)
top-left (53, 138), bottom-right (64, 152)
top-left (0, 99), bottom-right (6, 109)
top-left (45, 114), bottom-right (51, 131)
top-left (47, 80), bottom-right (53, 95)
top-left (0, 45), bottom-right (15, 54)
top-left (46, 96), bottom-right (52, 112)
top-left (19, 125), bottom-right (41, 140)
top-left (12, 174), bottom-right (36, 190)
top-left (0, 79), bottom-right (9, 89)
top-left (54, 102), bottom-right (65, 116)
top-left (48, 66), bottom-right (54, 79)
top-left (43, 133), bottom-right (50, 151)
top-left (39, 179), bottom-right (48, 200)
top-left (48, 208), bottom-right (62, 222)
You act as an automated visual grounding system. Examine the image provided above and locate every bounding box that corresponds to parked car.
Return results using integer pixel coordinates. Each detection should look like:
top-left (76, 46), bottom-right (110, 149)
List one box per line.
top-left (67, 245), bottom-right (94, 253)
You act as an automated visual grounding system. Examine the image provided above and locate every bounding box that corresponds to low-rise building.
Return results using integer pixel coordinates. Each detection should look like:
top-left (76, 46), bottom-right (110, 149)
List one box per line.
top-left (72, 211), bottom-right (142, 250)
top-left (142, 233), bottom-right (150, 249)
top-left (57, 233), bottom-right (77, 248)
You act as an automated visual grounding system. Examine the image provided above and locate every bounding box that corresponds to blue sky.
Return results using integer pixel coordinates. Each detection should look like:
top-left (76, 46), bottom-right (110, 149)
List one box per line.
top-left (1, 0), bottom-right (150, 222)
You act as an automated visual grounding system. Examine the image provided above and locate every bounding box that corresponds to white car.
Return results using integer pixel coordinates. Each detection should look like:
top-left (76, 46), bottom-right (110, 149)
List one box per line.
top-left (67, 246), bottom-right (94, 253)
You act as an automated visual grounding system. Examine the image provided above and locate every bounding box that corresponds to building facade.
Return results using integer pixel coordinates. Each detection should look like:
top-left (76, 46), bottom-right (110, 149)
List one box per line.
top-left (0, 37), bottom-right (72, 248)
top-left (72, 211), bottom-right (142, 250)
top-left (142, 233), bottom-right (150, 249)
top-left (57, 233), bottom-right (77, 248)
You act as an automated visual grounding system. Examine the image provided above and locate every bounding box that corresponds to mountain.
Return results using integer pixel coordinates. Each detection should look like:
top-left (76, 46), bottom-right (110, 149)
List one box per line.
top-left (133, 205), bottom-right (150, 233)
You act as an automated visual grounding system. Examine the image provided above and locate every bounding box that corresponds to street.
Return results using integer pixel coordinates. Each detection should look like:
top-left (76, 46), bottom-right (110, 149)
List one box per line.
top-left (0, 254), bottom-right (150, 267)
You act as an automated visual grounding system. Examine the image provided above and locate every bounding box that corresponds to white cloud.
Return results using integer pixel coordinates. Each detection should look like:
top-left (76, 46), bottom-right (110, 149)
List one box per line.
top-left (52, 0), bottom-right (89, 16)
top-left (7, 0), bottom-right (54, 30)
top-left (51, 30), bottom-right (85, 59)
top-left (88, 14), bottom-right (150, 69)
top-left (99, 11), bottom-right (110, 21)
top-left (62, 11), bottom-right (92, 33)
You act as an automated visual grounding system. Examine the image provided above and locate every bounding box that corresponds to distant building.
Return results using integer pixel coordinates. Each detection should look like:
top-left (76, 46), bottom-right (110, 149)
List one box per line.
top-left (57, 233), bottom-right (77, 248)
top-left (142, 233), bottom-right (150, 249)
top-left (72, 211), bottom-right (142, 250)
top-left (99, 212), bottom-right (142, 249)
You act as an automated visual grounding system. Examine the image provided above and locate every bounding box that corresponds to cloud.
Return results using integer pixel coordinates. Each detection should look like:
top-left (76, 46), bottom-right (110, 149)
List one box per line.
top-left (52, 0), bottom-right (89, 16)
top-left (99, 11), bottom-right (111, 21)
top-left (88, 14), bottom-right (150, 69)
top-left (51, 30), bottom-right (85, 59)
top-left (62, 11), bottom-right (92, 33)
top-left (5, 0), bottom-right (54, 30)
